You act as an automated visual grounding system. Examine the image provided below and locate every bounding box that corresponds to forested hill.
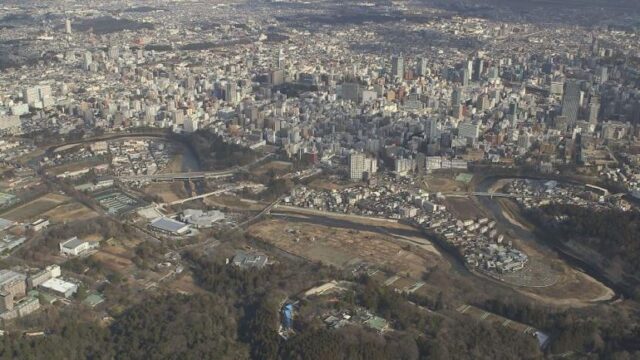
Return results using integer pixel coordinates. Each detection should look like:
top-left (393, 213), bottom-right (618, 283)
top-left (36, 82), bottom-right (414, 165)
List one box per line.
top-left (526, 204), bottom-right (640, 298)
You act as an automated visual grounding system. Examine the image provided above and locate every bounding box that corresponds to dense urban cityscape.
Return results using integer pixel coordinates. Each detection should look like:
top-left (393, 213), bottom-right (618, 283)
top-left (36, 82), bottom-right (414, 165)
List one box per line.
top-left (0, 0), bottom-right (639, 359)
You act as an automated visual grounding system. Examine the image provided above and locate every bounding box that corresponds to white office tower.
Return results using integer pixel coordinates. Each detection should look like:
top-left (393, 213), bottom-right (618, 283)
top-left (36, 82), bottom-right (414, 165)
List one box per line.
top-left (416, 57), bottom-right (428, 77)
top-left (65, 19), bottom-right (72, 34)
top-left (349, 152), bottom-right (377, 180)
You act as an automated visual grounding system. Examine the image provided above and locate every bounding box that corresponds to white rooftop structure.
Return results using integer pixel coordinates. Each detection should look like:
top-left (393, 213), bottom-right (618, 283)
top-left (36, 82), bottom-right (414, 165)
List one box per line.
top-left (59, 237), bottom-right (91, 257)
top-left (182, 209), bottom-right (225, 228)
top-left (39, 278), bottom-right (77, 298)
top-left (149, 217), bottom-right (191, 235)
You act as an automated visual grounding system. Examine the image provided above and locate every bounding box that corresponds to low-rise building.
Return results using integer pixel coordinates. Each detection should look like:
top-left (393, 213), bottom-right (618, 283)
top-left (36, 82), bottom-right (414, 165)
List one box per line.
top-left (149, 217), bottom-right (191, 235)
top-left (39, 278), bottom-right (78, 298)
top-left (27, 265), bottom-right (61, 289)
top-left (29, 218), bottom-right (49, 232)
top-left (182, 209), bottom-right (225, 228)
top-left (59, 237), bottom-right (92, 257)
top-left (232, 251), bottom-right (268, 269)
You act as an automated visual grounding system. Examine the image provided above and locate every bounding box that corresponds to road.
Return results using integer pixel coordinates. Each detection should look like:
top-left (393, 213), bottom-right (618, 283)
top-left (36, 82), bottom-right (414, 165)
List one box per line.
top-left (166, 183), bottom-right (263, 206)
top-left (117, 153), bottom-right (275, 182)
top-left (441, 191), bottom-right (518, 199)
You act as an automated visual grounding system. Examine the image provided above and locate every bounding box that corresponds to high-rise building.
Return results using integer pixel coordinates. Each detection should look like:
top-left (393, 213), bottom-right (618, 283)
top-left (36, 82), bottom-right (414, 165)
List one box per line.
top-left (597, 66), bottom-right (608, 84)
top-left (588, 97), bottom-right (600, 124)
top-left (277, 48), bottom-right (285, 69)
top-left (349, 152), bottom-right (377, 180)
top-left (24, 87), bottom-right (40, 106)
top-left (472, 58), bottom-right (484, 81)
top-left (108, 46), bottom-right (119, 59)
top-left (451, 87), bottom-right (464, 105)
top-left (424, 118), bottom-right (440, 143)
top-left (340, 83), bottom-right (361, 103)
top-left (458, 121), bottom-right (480, 143)
top-left (462, 67), bottom-right (470, 87)
top-left (394, 157), bottom-right (414, 175)
top-left (509, 101), bottom-right (519, 126)
top-left (270, 69), bottom-right (284, 86)
top-left (466, 60), bottom-right (473, 80)
top-left (562, 80), bottom-right (581, 126)
top-left (83, 51), bottom-right (92, 70)
top-left (391, 55), bottom-right (404, 79)
top-left (23, 85), bottom-right (52, 108)
top-left (184, 117), bottom-right (199, 133)
top-left (65, 19), bottom-right (72, 34)
top-left (415, 57), bottom-right (428, 77)
top-left (225, 81), bottom-right (238, 104)
top-left (477, 94), bottom-right (490, 111)
top-left (550, 81), bottom-right (564, 97)
top-left (518, 130), bottom-right (531, 151)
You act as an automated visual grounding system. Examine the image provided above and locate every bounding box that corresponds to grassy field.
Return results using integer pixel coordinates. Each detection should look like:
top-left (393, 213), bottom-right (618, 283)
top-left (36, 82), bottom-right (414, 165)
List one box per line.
top-left (92, 245), bottom-right (135, 274)
top-left (248, 219), bottom-right (438, 278)
top-left (142, 183), bottom-right (183, 203)
top-left (204, 194), bottom-right (266, 211)
top-left (47, 158), bottom-right (108, 176)
top-left (444, 197), bottom-right (487, 220)
top-left (1, 193), bottom-right (69, 221)
top-left (43, 202), bottom-right (99, 223)
top-left (424, 173), bottom-right (467, 192)
top-left (250, 161), bottom-right (292, 177)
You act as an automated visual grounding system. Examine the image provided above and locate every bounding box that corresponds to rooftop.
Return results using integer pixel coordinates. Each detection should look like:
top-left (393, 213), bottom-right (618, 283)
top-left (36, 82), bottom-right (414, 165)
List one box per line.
top-left (0, 269), bottom-right (26, 286)
top-left (232, 251), bottom-right (268, 269)
top-left (0, 218), bottom-right (15, 230)
top-left (40, 278), bottom-right (77, 294)
top-left (61, 237), bottom-right (86, 250)
top-left (150, 217), bottom-right (190, 233)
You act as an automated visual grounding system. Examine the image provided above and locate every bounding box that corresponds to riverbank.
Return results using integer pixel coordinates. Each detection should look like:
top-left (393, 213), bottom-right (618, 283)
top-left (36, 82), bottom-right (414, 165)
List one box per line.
top-left (473, 176), bottom-right (619, 305)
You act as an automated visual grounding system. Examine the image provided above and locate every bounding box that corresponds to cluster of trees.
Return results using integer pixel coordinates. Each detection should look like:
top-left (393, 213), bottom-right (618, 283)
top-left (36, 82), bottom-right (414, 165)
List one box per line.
top-left (526, 204), bottom-right (640, 294)
top-left (172, 130), bottom-right (257, 170)
top-left (0, 294), bottom-right (246, 360)
top-left (0, 249), bottom-right (553, 359)
top-left (42, 218), bottom-right (127, 249)
top-left (480, 297), bottom-right (640, 357)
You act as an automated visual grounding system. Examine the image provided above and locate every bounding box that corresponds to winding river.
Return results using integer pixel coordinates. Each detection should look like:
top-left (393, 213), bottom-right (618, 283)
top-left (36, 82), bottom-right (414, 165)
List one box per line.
top-left (475, 175), bottom-right (623, 302)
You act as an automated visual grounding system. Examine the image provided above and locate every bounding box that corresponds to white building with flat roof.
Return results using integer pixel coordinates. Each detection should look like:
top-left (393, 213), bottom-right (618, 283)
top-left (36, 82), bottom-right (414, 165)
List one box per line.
top-left (59, 237), bottom-right (91, 257)
top-left (149, 217), bottom-right (191, 235)
top-left (39, 278), bottom-right (77, 298)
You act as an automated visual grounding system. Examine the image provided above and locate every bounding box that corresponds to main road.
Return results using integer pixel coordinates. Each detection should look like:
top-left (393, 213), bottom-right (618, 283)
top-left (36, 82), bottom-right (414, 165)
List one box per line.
top-left (117, 153), bottom-right (275, 182)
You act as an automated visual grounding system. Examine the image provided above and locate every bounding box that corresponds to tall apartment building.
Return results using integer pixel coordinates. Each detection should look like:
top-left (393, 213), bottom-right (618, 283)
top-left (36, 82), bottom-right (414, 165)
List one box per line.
top-left (349, 152), bottom-right (377, 180)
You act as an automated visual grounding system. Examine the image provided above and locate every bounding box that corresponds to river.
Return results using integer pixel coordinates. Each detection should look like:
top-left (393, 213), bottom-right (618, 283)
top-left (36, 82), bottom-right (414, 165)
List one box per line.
top-left (474, 176), bottom-right (623, 301)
